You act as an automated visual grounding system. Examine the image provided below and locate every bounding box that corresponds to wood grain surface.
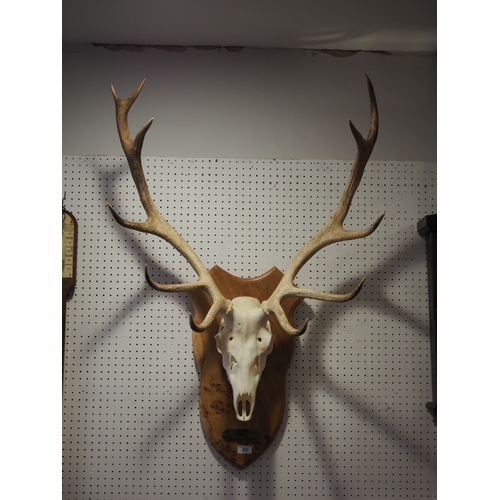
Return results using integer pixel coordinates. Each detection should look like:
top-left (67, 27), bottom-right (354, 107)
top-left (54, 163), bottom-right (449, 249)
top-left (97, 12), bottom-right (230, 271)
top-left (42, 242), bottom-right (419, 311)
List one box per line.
top-left (188, 266), bottom-right (302, 469)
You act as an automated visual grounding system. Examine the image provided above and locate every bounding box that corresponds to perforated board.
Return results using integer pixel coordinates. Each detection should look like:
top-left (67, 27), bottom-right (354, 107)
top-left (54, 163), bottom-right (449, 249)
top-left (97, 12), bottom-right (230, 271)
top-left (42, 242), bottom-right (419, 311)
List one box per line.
top-left (62, 156), bottom-right (436, 499)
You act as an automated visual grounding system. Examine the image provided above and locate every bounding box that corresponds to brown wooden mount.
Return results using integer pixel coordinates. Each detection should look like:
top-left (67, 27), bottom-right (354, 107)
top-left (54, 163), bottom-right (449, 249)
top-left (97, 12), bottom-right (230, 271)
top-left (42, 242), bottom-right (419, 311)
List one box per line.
top-left (188, 266), bottom-right (302, 469)
top-left (63, 209), bottom-right (78, 381)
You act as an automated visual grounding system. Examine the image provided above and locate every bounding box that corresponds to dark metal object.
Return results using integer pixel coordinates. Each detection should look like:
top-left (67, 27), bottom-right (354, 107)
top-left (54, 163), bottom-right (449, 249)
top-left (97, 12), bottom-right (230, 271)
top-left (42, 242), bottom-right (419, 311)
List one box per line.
top-left (222, 428), bottom-right (260, 443)
top-left (417, 214), bottom-right (436, 425)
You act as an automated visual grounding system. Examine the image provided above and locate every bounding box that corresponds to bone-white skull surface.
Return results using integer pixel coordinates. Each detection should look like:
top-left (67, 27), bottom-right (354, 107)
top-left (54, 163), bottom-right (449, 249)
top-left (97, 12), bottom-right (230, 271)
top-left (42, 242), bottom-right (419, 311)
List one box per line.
top-left (215, 296), bottom-right (274, 421)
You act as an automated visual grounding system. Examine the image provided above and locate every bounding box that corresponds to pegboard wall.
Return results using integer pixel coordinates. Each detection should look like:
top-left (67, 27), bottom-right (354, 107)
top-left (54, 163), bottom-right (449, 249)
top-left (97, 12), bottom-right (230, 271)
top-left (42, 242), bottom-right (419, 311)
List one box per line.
top-left (62, 156), bottom-right (437, 499)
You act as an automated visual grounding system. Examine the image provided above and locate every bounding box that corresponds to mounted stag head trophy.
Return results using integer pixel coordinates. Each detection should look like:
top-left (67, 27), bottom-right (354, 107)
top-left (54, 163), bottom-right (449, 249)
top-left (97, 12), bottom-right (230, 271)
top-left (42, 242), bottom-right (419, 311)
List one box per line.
top-left (107, 76), bottom-right (384, 469)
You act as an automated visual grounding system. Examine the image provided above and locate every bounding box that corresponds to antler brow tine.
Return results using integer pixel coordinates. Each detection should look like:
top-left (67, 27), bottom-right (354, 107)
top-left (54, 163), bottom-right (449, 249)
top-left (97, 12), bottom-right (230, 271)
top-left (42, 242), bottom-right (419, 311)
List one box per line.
top-left (262, 75), bottom-right (385, 336)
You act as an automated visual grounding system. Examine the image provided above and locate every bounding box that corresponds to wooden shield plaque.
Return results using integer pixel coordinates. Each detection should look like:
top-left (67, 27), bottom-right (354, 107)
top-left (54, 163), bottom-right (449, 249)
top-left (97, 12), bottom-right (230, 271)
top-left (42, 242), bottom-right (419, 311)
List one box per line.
top-left (188, 266), bottom-right (302, 469)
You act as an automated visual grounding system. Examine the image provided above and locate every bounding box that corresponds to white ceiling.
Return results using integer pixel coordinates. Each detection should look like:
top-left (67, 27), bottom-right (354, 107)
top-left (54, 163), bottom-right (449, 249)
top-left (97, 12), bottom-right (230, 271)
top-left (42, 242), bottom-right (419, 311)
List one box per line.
top-left (62, 0), bottom-right (436, 53)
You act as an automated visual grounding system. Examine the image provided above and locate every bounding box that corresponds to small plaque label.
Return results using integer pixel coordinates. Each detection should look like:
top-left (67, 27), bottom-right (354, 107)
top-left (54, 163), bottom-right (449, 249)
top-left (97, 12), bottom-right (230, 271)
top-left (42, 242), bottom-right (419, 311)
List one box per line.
top-left (237, 445), bottom-right (252, 455)
top-left (222, 428), bottom-right (259, 443)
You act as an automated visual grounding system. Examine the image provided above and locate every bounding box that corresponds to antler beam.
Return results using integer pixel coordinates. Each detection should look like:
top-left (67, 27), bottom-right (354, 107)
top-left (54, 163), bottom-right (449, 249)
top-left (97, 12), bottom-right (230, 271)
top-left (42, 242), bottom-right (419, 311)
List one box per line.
top-left (107, 80), bottom-right (232, 332)
top-left (262, 75), bottom-right (384, 336)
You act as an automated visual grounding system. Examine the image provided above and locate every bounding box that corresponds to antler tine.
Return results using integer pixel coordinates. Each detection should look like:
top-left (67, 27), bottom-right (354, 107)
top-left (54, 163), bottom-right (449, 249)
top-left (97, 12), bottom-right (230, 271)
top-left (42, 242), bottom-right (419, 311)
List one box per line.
top-left (262, 75), bottom-right (385, 336)
top-left (107, 80), bottom-right (232, 331)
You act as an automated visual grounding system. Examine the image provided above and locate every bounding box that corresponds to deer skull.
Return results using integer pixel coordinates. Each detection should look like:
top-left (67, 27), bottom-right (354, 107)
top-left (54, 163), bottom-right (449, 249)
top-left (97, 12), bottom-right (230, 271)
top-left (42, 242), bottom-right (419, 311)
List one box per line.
top-left (215, 296), bottom-right (274, 421)
top-left (108, 76), bottom-right (383, 427)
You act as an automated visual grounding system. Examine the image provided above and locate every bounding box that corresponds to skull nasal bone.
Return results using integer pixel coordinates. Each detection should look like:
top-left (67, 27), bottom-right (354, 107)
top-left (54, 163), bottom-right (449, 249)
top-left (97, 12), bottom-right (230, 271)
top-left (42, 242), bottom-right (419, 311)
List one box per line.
top-left (237, 397), bottom-right (252, 421)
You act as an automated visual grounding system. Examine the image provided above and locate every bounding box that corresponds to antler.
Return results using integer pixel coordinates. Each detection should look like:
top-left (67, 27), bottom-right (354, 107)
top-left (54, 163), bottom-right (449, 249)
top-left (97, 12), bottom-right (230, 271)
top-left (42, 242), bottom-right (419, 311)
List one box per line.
top-left (262, 75), bottom-right (384, 336)
top-left (107, 79), bottom-right (232, 332)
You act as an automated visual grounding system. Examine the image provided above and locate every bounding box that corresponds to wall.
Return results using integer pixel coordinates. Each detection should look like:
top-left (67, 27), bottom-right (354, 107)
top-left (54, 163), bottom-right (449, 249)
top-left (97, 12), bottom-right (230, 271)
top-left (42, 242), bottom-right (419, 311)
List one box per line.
top-left (62, 43), bottom-right (436, 161)
top-left (63, 156), bottom-right (436, 499)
